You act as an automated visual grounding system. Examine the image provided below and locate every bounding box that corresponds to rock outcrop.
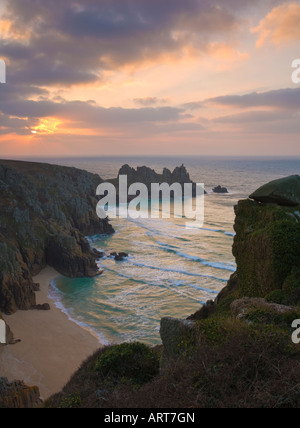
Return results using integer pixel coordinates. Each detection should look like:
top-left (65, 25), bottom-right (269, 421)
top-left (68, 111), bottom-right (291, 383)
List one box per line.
top-left (0, 160), bottom-right (114, 315)
top-left (160, 317), bottom-right (197, 369)
top-left (118, 164), bottom-right (192, 186)
top-left (230, 297), bottom-right (294, 321)
top-left (231, 198), bottom-right (300, 301)
top-left (213, 185), bottom-right (228, 194)
top-left (193, 175), bottom-right (300, 314)
top-left (0, 377), bottom-right (42, 408)
top-left (112, 164), bottom-right (206, 199)
top-left (250, 175), bottom-right (300, 206)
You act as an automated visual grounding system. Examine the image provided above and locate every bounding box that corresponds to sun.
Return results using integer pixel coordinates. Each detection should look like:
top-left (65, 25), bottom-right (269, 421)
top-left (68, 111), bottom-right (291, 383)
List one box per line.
top-left (31, 118), bottom-right (62, 135)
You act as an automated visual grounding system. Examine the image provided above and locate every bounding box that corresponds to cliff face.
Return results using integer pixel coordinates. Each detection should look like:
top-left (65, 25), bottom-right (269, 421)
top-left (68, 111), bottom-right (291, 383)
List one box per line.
top-left (232, 199), bottom-right (300, 302)
top-left (186, 176), bottom-right (300, 325)
top-left (0, 377), bottom-right (42, 408)
top-left (0, 160), bottom-right (114, 314)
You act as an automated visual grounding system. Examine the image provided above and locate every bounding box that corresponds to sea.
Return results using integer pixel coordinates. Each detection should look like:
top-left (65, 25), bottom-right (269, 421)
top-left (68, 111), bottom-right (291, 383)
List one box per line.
top-left (27, 156), bottom-right (300, 346)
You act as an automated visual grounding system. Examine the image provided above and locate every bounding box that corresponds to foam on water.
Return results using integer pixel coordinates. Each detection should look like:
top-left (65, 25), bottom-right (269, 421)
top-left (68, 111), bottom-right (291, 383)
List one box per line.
top-left (48, 280), bottom-right (111, 345)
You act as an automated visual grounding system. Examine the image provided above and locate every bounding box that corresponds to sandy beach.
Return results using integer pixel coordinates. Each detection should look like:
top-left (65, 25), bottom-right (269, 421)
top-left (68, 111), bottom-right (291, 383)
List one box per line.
top-left (0, 267), bottom-right (103, 400)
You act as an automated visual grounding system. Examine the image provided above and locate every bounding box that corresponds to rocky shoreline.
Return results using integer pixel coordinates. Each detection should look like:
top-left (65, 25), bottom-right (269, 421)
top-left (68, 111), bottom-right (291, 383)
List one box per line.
top-left (2, 164), bottom-right (300, 408)
top-left (0, 160), bottom-right (114, 316)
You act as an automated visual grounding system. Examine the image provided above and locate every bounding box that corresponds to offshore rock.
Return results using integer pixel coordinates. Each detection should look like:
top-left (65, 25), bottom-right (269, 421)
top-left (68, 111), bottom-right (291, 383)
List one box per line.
top-left (0, 160), bottom-right (114, 314)
top-left (113, 164), bottom-right (206, 198)
top-left (213, 185), bottom-right (228, 194)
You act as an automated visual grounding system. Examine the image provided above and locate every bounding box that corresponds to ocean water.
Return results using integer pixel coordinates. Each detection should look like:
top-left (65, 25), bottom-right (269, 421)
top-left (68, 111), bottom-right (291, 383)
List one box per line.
top-left (33, 156), bottom-right (300, 346)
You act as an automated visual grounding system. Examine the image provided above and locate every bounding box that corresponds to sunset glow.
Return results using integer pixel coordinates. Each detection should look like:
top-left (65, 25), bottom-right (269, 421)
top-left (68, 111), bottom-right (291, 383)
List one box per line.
top-left (31, 118), bottom-right (62, 135)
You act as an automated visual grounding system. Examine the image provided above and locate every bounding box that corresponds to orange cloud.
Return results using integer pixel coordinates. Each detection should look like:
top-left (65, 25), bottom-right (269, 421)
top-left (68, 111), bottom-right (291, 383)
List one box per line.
top-left (0, 19), bottom-right (31, 41)
top-left (31, 118), bottom-right (62, 135)
top-left (252, 3), bottom-right (300, 47)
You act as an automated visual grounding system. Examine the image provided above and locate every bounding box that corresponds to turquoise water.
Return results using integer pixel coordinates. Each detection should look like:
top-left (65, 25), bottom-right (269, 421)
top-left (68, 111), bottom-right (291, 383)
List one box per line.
top-left (44, 157), bottom-right (300, 345)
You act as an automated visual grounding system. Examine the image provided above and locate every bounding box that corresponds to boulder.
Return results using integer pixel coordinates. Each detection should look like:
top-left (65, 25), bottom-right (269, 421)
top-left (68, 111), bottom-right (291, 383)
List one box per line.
top-left (160, 317), bottom-right (196, 370)
top-left (114, 252), bottom-right (129, 261)
top-left (250, 175), bottom-right (300, 206)
top-left (31, 303), bottom-right (51, 311)
top-left (187, 300), bottom-right (215, 321)
top-left (91, 248), bottom-right (105, 259)
top-left (231, 297), bottom-right (294, 322)
top-left (213, 185), bottom-right (228, 194)
top-left (32, 283), bottom-right (40, 292)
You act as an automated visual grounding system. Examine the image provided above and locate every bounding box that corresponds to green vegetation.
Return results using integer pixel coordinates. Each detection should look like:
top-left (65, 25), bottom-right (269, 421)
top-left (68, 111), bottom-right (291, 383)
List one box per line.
top-left (94, 342), bottom-right (159, 386)
top-left (46, 316), bottom-right (300, 408)
top-left (59, 393), bottom-right (82, 409)
top-left (265, 289), bottom-right (286, 304)
top-left (233, 200), bottom-right (300, 298)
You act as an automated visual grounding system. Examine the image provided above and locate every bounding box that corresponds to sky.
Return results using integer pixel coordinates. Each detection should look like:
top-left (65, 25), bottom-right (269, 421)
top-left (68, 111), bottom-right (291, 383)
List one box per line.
top-left (0, 0), bottom-right (300, 158)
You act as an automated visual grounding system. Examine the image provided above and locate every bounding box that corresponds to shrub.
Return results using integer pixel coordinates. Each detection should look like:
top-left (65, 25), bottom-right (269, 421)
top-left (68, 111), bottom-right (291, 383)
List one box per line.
top-left (94, 342), bottom-right (159, 385)
top-left (59, 393), bottom-right (82, 408)
top-left (265, 289), bottom-right (285, 304)
top-left (283, 268), bottom-right (300, 305)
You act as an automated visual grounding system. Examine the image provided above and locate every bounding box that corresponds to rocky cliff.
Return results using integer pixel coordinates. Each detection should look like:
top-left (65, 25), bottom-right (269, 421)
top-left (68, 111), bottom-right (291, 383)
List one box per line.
top-left (217, 175), bottom-right (300, 307)
top-left (163, 175), bottom-right (300, 366)
top-left (109, 164), bottom-right (207, 200)
top-left (0, 377), bottom-right (42, 408)
top-left (0, 160), bottom-right (114, 315)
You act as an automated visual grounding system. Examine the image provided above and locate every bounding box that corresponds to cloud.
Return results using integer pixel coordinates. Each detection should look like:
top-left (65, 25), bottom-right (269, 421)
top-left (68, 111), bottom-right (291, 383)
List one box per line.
top-left (207, 88), bottom-right (300, 110)
top-left (214, 110), bottom-right (294, 124)
top-left (0, 113), bottom-right (36, 135)
top-left (252, 2), bottom-right (300, 47)
top-left (0, 0), bottom-right (256, 88)
top-left (0, 91), bottom-right (191, 135)
top-left (133, 97), bottom-right (169, 107)
top-left (181, 101), bottom-right (204, 110)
